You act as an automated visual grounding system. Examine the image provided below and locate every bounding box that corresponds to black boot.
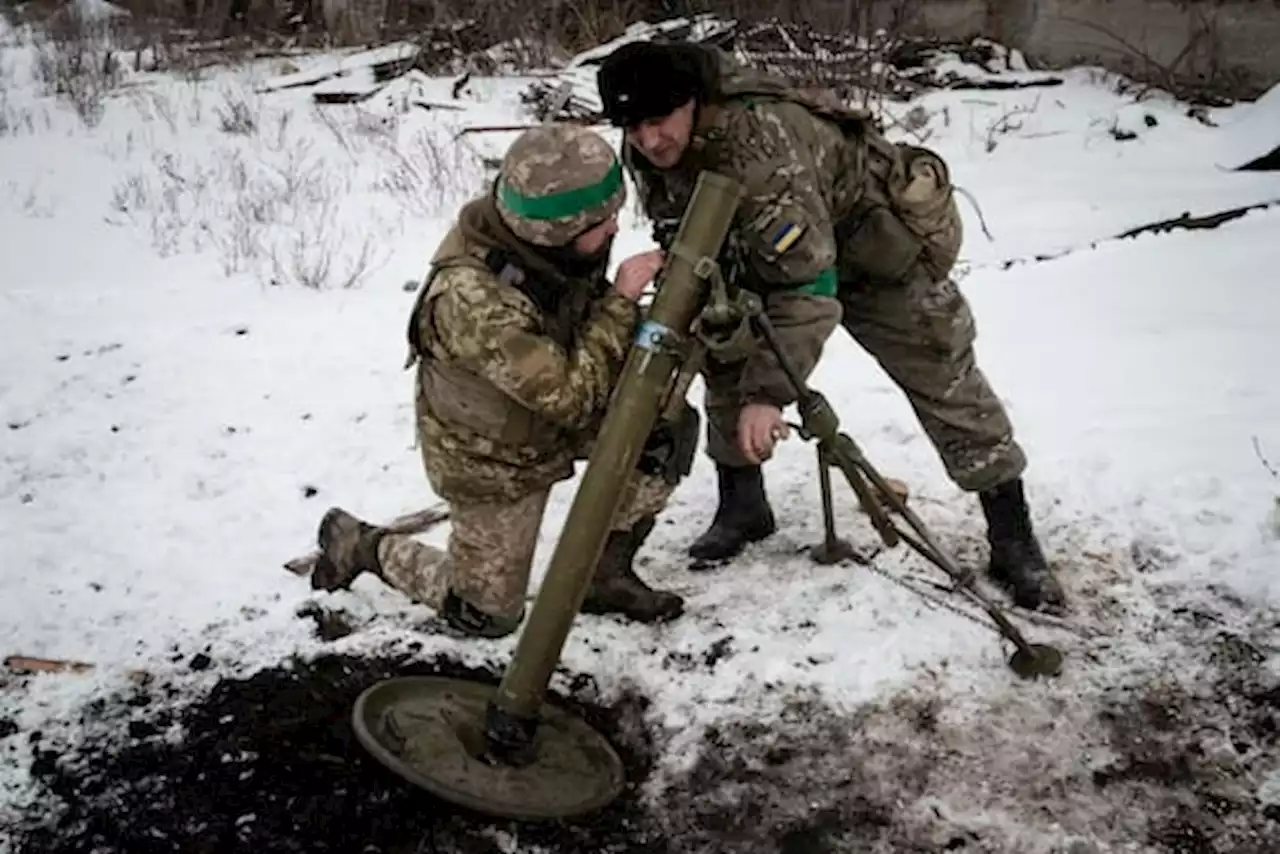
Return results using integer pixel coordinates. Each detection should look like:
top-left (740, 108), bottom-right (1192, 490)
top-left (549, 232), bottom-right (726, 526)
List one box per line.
top-left (439, 590), bottom-right (523, 639)
top-left (978, 479), bottom-right (1066, 612)
top-left (582, 517), bottom-right (685, 623)
top-left (312, 507), bottom-right (385, 592)
top-left (688, 464), bottom-right (777, 563)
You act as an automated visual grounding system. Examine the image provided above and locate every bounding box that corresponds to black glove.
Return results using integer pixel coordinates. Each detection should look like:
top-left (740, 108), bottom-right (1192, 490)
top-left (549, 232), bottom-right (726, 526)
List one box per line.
top-left (637, 402), bottom-right (701, 486)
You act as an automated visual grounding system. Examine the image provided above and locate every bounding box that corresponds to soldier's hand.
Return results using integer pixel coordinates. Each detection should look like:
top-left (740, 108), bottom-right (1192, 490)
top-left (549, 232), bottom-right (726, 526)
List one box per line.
top-left (738, 403), bottom-right (789, 464)
top-left (613, 249), bottom-right (665, 302)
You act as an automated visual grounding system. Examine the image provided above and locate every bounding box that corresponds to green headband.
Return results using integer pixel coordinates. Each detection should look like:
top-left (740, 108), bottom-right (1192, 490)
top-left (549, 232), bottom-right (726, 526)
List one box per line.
top-left (499, 160), bottom-right (623, 221)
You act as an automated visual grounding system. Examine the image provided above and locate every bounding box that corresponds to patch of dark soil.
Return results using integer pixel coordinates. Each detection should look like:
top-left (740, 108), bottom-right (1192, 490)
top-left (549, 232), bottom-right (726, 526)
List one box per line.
top-left (650, 692), bottom-right (945, 853)
top-left (11, 652), bottom-right (663, 854)
top-left (1093, 629), bottom-right (1280, 853)
top-left (297, 601), bottom-right (359, 641)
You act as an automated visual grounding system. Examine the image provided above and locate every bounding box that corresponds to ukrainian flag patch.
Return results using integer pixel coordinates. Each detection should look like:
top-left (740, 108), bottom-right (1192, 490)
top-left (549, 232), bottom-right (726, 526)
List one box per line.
top-left (769, 221), bottom-right (804, 254)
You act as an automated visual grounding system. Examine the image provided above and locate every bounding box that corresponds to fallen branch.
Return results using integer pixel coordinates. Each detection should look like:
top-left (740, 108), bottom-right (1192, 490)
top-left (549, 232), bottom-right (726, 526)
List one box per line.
top-left (283, 504), bottom-right (451, 576)
top-left (1254, 437), bottom-right (1279, 480)
top-left (455, 120), bottom-right (607, 137)
top-left (5, 655), bottom-right (149, 683)
top-left (994, 198), bottom-right (1280, 270)
top-left (1115, 202), bottom-right (1274, 240)
top-left (5, 655), bottom-right (93, 674)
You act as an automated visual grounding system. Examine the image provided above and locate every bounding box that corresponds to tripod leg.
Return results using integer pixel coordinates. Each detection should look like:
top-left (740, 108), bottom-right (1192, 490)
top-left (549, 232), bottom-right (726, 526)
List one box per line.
top-left (810, 445), bottom-right (859, 565)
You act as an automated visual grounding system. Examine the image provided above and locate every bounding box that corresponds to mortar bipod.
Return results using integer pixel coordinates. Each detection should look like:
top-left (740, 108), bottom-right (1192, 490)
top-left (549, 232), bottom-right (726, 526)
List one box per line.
top-left (714, 288), bottom-right (1064, 681)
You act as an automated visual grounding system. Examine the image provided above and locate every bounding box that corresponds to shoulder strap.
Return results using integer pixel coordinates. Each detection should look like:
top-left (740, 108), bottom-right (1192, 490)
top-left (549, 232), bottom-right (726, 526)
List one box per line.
top-left (403, 253), bottom-right (489, 369)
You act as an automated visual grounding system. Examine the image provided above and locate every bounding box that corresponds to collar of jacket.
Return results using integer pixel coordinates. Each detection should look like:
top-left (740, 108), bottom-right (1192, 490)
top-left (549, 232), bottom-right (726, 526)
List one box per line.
top-left (453, 191), bottom-right (576, 286)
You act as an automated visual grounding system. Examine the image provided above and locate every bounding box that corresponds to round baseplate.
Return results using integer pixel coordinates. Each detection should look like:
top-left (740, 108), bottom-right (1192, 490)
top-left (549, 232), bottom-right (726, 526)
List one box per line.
top-left (351, 676), bottom-right (625, 821)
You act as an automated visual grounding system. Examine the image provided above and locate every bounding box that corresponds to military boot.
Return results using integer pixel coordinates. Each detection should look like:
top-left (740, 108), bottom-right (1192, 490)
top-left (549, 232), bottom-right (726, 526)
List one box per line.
top-left (688, 464), bottom-right (776, 563)
top-left (978, 478), bottom-right (1066, 611)
top-left (582, 516), bottom-right (685, 623)
top-left (311, 507), bottom-right (385, 592)
top-left (439, 590), bottom-right (523, 639)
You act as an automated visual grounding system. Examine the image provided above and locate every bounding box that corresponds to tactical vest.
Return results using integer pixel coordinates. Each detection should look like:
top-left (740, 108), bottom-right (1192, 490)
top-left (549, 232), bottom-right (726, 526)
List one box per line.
top-left (405, 226), bottom-right (583, 450)
top-left (712, 72), bottom-right (963, 285)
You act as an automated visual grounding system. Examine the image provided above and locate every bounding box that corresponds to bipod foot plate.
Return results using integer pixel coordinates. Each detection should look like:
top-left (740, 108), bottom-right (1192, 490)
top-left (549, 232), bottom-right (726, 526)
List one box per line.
top-left (352, 676), bottom-right (625, 821)
top-left (1008, 643), bottom-right (1065, 680)
top-left (809, 536), bottom-right (863, 566)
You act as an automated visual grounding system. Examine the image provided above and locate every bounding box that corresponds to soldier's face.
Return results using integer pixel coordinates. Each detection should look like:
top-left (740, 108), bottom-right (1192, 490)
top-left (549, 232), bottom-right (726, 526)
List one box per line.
top-left (626, 99), bottom-right (695, 169)
top-left (572, 213), bottom-right (619, 256)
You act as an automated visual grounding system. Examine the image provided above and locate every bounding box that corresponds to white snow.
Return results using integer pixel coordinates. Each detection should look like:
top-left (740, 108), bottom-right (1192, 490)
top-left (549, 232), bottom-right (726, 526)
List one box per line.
top-left (2, 21), bottom-right (1279, 851)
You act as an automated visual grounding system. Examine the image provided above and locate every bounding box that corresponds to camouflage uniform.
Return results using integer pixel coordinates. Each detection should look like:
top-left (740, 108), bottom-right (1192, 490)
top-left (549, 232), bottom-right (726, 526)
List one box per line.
top-left (309, 125), bottom-right (690, 636)
top-left (597, 42), bottom-right (1065, 611)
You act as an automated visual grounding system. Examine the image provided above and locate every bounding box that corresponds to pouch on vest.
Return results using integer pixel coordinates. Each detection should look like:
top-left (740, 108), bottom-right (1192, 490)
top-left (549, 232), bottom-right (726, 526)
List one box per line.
top-left (410, 254), bottom-right (561, 450)
top-left (884, 144), bottom-right (963, 283)
top-left (416, 357), bottom-right (548, 447)
top-left (838, 134), bottom-right (962, 286)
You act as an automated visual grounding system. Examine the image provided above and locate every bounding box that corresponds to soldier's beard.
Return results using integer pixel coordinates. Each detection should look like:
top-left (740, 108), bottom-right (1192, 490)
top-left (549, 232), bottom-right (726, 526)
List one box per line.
top-left (540, 236), bottom-right (614, 278)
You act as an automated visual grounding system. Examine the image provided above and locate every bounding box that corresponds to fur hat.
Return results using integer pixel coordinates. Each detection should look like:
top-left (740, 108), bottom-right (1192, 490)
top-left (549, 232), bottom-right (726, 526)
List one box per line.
top-left (596, 41), bottom-right (720, 127)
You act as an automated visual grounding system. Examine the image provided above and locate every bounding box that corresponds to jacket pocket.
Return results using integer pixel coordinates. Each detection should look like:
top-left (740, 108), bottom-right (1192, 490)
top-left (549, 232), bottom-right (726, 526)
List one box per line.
top-left (418, 361), bottom-right (539, 447)
top-left (837, 202), bottom-right (924, 286)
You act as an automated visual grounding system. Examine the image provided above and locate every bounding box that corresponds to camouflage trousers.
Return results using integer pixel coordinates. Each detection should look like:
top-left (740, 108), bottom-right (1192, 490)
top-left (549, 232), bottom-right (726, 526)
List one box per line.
top-left (371, 471), bottom-right (673, 622)
top-left (705, 274), bottom-right (1026, 492)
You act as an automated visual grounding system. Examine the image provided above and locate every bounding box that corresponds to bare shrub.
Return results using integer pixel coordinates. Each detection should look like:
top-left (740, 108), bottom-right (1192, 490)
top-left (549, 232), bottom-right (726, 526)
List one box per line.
top-left (29, 5), bottom-right (129, 128)
top-left (312, 102), bottom-right (484, 218)
top-left (214, 90), bottom-right (257, 135)
top-left (1058, 2), bottom-right (1260, 104)
top-left (108, 118), bottom-right (396, 290)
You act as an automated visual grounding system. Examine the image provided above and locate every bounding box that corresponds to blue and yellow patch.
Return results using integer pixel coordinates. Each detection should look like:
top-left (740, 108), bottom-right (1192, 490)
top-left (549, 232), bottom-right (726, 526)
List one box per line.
top-left (768, 221), bottom-right (804, 254)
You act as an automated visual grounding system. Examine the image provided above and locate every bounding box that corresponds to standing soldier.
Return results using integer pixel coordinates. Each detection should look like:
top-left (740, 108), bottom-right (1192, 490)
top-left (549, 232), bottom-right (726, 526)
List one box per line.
top-left (308, 124), bottom-right (695, 638)
top-left (595, 40), bottom-right (1066, 611)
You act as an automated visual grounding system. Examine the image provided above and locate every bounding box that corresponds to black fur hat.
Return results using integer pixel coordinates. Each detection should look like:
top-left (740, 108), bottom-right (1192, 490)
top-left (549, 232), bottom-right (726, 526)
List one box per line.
top-left (596, 41), bottom-right (720, 127)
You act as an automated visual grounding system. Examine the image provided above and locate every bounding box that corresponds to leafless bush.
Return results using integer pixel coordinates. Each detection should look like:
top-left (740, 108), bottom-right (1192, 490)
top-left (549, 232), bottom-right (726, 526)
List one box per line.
top-left (214, 90), bottom-right (257, 135)
top-left (981, 98), bottom-right (1039, 153)
top-left (29, 6), bottom-right (127, 127)
top-left (1059, 3), bottom-right (1259, 105)
top-left (312, 103), bottom-right (484, 218)
top-left (107, 117), bottom-right (395, 289)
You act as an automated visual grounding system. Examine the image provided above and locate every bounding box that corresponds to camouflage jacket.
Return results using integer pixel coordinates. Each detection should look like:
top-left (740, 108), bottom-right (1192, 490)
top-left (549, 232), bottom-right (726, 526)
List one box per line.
top-left (624, 53), bottom-right (961, 408)
top-left (405, 194), bottom-right (640, 503)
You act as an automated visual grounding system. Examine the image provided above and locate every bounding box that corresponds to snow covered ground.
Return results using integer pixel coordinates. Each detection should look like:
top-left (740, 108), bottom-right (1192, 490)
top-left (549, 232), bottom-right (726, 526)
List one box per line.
top-left (2, 14), bottom-right (1279, 853)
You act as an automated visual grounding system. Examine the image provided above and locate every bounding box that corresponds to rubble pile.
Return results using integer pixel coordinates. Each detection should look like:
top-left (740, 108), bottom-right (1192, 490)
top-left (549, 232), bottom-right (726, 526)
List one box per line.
top-left (519, 15), bottom-right (1065, 122)
top-left (249, 12), bottom-right (1065, 116)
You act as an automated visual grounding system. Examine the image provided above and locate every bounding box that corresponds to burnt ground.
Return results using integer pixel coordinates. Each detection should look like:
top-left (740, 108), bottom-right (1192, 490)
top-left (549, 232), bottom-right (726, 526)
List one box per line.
top-left (5, 610), bottom-right (1280, 854)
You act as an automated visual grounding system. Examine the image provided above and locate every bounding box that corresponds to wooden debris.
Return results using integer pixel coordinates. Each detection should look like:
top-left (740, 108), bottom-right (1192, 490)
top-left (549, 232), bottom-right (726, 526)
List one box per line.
top-left (5, 655), bottom-right (94, 674)
top-left (283, 504), bottom-right (451, 577)
top-left (311, 68), bottom-right (384, 104)
top-left (456, 121), bottom-right (605, 137)
top-left (996, 197), bottom-right (1280, 270)
top-left (1117, 199), bottom-right (1279, 239)
top-left (4, 655), bottom-right (150, 683)
top-left (259, 42), bottom-right (419, 95)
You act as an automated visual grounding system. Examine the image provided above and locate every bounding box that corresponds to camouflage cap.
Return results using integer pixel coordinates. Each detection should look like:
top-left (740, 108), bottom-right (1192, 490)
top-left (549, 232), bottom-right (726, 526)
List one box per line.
top-left (495, 124), bottom-right (626, 247)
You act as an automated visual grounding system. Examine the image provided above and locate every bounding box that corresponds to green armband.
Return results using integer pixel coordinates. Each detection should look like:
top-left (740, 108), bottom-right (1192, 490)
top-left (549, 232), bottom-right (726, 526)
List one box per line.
top-left (794, 267), bottom-right (838, 298)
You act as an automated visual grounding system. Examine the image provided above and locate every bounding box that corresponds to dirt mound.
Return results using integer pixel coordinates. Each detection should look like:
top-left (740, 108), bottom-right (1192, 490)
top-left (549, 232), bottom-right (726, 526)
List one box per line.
top-left (11, 652), bottom-right (660, 854)
top-left (8, 620), bottom-right (1279, 854)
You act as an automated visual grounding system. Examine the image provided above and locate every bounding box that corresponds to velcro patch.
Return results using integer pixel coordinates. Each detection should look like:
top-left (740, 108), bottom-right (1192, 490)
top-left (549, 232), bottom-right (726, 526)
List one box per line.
top-left (769, 221), bottom-right (804, 254)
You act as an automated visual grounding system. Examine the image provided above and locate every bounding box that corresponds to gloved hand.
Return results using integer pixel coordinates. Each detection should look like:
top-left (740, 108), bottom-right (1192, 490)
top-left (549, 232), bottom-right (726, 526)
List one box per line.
top-left (638, 402), bottom-right (701, 485)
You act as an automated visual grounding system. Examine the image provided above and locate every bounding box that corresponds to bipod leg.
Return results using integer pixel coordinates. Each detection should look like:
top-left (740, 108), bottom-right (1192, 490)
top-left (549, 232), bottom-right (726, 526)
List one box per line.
top-left (744, 303), bottom-right (1063, 680)
top-left (844, 450), bottom-right (1063, 679)
top-left (810, 443), bottom-right (860, 565)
